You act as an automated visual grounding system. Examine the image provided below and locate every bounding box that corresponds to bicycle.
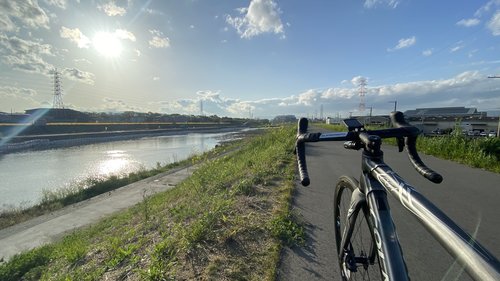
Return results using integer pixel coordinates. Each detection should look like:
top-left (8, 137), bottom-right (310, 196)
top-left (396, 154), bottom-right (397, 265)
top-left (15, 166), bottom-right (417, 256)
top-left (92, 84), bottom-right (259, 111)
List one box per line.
top-left (294, 111), bottom-right (500, 281)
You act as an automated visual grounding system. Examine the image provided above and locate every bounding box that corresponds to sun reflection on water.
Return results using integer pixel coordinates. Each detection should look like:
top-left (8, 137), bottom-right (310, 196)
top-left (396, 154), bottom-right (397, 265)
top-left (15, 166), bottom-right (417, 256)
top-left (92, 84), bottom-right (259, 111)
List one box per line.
top-left (98, 150), bottom-right (134, 176)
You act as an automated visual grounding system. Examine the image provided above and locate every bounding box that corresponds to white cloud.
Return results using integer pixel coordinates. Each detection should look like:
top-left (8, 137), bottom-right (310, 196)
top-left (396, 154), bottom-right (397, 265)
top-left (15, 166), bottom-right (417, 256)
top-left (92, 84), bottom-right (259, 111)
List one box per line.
top-left (351, 76), bottom-right (367, 86)
top-left (154, 71), bottom-right (499, 119)
top-left (101, 97), bottom-right (144, 112)
top-left (422, 48), bottom-right (433, 56)
top-left (61, 68), bottom-right (95, 84)
top-left (0, 86), bottom-right (37, 98)
top-left (450, 41), bottom-right (464, 52)
top-left (143, 8), bottom-right (164, 16)
top-left (225, 0), bottom-right (285, 39)
top-left (0, 1), bottom-right (50, 31)
top-left (364, 0), bottom-right (400, 9)
top-left (456, 18), bottom-right (480, 27)
top-left (148, 30), bottom-right (169, 48)
top-left (44, 0), bottom-right (67, 9)
top-left (149, 37), bottom-right (170, 48)
top-left (387, 36), bottom-right (416, 51)
top-left (0, 34), bottom-right (54, 76)
top-left (98, 2), bottom-right (126, 16)
top-left (60, 26), bottom-right (91, 48)
top-left (115, 29), bottom-right (136, 41)
top-left (487, 10), bottom-right (500, 35)
top-left (0, 86), bottom-right (41, 109)
top-left (474, 0), bottom-right (500, 17)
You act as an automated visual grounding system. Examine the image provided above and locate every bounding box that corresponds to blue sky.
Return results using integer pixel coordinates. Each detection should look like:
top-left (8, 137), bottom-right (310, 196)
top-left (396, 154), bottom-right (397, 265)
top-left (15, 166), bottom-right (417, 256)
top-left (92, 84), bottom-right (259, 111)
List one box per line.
top-left (0, 0), bottom-right (499, 119)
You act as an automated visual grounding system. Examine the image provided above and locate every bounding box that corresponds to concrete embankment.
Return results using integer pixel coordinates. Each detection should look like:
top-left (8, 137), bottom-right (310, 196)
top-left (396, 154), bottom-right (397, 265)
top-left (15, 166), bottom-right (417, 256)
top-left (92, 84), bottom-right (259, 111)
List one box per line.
top-left (0, 126), bottom-right (247, 155)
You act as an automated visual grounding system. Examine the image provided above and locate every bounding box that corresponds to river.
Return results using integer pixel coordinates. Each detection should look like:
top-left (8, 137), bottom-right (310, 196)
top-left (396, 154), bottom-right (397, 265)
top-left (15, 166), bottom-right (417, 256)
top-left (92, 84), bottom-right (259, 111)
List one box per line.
top-left (0, 131), bottom-right (241, 210)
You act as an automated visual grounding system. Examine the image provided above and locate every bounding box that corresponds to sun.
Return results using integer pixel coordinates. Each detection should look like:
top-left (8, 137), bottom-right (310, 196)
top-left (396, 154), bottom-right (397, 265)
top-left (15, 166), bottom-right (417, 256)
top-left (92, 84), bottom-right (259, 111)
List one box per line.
top-left (93, 32), bottom-right (122, 58)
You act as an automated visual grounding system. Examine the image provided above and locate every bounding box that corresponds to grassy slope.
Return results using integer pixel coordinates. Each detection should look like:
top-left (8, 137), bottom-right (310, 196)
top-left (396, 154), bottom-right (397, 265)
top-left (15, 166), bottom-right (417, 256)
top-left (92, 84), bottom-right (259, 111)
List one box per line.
top-left (0, 126), bottom-right (304, 280)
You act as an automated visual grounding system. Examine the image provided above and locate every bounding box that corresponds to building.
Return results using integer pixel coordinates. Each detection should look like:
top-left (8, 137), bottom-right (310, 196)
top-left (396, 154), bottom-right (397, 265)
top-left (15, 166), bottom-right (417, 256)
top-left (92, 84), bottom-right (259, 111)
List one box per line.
top-left (272, 115), bottom-right (297, 124)
top-left (404, 107), bottom-right (497, 135)
top-left (404, 107), bottom-right (483, 118)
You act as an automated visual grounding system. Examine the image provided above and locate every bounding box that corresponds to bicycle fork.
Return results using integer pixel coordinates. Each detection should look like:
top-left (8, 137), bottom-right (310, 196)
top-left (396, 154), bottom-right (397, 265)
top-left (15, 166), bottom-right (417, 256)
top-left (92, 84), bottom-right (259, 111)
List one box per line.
top-left (340, 175), bottom-right (410, 280)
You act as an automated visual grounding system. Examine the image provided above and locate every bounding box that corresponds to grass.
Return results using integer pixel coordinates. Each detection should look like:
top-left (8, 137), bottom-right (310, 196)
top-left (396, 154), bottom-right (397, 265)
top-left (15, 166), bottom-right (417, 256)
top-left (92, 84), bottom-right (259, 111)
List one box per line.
top-left (0, 142), bottom-right (237, 230)
top-left (414, 134), bottom-right (500, 173)
top-left (313, 121), bottom-right (500, 173)
top-left (0, 126), bottom-right (304, 280)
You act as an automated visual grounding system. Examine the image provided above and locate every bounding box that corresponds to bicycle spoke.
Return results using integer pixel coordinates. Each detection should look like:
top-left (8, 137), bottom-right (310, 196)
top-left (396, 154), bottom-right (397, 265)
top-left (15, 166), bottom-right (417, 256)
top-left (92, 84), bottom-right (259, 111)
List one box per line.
top-left (335, 176), bottom-right (383, 280)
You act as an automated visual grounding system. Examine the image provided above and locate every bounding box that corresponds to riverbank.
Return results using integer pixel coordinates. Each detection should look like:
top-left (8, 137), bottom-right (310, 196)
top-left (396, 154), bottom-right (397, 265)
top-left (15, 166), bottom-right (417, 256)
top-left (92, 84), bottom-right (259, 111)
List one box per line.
top-left (0, 126), bottom-right (303, 280)
top-left (0, 126), bottom-right (251, 155)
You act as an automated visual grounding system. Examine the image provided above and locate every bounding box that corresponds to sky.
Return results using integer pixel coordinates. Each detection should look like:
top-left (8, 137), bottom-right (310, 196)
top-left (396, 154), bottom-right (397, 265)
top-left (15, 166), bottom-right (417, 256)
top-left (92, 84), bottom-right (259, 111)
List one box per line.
top-left (0, 0), bottom-right (499, 119)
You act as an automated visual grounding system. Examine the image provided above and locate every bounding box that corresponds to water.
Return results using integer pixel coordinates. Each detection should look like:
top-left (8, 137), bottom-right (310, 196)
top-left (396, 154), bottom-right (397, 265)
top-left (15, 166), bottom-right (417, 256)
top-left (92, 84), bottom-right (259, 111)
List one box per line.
top-left (0, 131), bottom-right (238, 210)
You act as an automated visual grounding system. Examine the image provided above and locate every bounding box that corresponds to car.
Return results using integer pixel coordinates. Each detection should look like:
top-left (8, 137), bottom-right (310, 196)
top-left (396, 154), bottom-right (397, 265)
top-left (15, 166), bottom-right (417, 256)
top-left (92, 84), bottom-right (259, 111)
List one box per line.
top-left (488, 131), bottom-right (497, 137)
top-left (480, 131), bottom-right (487, 137)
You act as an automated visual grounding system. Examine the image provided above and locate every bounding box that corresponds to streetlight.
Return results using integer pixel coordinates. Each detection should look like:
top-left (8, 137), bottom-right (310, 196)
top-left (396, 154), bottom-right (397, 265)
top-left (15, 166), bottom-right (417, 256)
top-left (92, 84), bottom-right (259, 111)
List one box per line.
top-left (388, 100), bottom-right (397, 112)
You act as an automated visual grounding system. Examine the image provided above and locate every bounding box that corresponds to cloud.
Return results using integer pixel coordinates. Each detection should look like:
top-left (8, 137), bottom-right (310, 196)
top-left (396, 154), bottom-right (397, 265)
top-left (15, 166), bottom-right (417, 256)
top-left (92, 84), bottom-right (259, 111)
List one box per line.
top-left (0, 86), bottom-right (41, 109)
top-left (98, 2), bottom-right (126, 16)
top-left (387, 36), bottom-right (416, 51)
top-left (450, 41), bottom-right (464, 52)
top-left (487, 10), bottom-right (500, 35)
top-left (61, 68), bottom-right (95, 84)
top-left (101, 97), bottom-right (143, 112)
top-left (148, 30), bottom-right (170, 48)
top-left (153, 71), bottom-right (499, 118)
top-left (0, 86), bottom-right (37, 98)
top-left (364, 0), bottom-right (399, 9)
top-left (456, 18), bottom-right (480, 27)
top-left (44, 0), bottom-right (67, 9)
top-left (225, 0), bottom-right (285, 39)
top-left (60, 26), bottom-right (91, 48)
top-left (115, 29), bottom-right (136, 41)
top-left (474, 0), bottom-right (500, 17)
top-left (143, 8), bottom-right (164, 16)
top-left (422, 48), bottom-right (433, 56)
top-left (0, 34), bottom-right (54, 76)
top-left (0, 1), bottom-right (50, 31)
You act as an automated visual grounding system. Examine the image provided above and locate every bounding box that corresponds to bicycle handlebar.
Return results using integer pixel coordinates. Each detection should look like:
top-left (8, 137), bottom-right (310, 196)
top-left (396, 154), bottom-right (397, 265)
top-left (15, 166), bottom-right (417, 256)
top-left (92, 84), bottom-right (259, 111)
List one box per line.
top-left (391, 111), bottom-right (443, 183)
top-left (295, 111), bottom-right (443, 186)
top-left (296, 117), bottom-right (310, 186)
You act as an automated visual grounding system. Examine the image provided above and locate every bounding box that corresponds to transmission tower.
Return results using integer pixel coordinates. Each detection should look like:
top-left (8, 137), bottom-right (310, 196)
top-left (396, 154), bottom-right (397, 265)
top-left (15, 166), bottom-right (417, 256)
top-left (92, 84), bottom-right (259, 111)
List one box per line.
top-left (200, 100), bottom-right (204, 116)
top-left (52, 68), bottom-right (64, 109)
top-left (320, 104), bottom-right (324, 120)
top-left (358, 77), bottom-right (367, 113)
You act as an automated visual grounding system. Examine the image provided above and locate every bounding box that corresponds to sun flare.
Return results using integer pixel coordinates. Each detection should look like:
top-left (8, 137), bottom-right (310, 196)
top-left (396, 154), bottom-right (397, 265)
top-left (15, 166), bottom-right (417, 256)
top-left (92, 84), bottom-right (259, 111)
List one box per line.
top-left (93, 32), bottom-right (122, 58)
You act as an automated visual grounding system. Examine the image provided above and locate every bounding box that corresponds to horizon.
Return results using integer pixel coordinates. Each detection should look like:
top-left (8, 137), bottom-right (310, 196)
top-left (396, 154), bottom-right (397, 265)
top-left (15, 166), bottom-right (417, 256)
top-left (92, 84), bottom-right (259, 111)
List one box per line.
top-left (1, 1), bottom-right (499, 119)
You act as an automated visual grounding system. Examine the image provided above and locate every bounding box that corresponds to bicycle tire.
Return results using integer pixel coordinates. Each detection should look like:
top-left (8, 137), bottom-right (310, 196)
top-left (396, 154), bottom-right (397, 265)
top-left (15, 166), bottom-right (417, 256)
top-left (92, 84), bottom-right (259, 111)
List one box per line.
top-left (334, 175), bottom-right (383, 280)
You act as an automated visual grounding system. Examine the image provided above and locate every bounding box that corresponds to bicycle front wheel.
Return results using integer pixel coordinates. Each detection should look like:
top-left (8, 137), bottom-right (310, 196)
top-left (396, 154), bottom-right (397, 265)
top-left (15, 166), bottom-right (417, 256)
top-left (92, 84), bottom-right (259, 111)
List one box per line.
top-left (334, 176), bottom-right (383, 280)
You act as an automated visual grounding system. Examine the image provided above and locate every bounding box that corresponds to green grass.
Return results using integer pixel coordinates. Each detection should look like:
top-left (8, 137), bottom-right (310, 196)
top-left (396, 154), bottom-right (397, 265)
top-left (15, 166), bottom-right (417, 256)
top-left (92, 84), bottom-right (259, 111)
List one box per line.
top-left (0, 143), bottom-right (237, 230)
top-left (0, 126), bottom-right (303, 280)
top-left (415, 135), bottom-right (500, 173)
top-left (312, 122), bottom-right (500, 173)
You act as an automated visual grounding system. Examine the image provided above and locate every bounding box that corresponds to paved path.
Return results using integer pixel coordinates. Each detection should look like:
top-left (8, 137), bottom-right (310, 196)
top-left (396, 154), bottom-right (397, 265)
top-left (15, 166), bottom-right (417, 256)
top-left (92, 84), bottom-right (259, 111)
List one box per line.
top-left (278, 139), bottom-right (500, 281)
top-left (0, 166), bottom-right (196, 261)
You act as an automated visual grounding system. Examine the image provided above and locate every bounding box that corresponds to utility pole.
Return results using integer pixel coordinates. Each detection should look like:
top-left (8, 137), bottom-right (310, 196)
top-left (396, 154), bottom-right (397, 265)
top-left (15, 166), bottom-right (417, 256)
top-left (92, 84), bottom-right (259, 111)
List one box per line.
top-left (487, 75), bottom-right (500, 137)
top-left (388, 100), bottom-right (397, 112)
top-left (358, 78), bottom-right (367, 113)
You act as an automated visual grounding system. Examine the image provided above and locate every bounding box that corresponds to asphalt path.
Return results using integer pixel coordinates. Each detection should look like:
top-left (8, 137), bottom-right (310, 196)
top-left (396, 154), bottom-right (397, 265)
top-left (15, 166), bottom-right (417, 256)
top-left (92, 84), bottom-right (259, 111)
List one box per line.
top-left (278, 137), bottom-right (500, 280)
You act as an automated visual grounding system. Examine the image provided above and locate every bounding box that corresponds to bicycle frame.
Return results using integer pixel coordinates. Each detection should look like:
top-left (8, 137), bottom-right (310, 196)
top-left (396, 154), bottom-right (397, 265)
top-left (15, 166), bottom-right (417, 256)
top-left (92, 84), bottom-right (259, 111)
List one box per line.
top-left (342, 150), bottom-right (500, 280)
